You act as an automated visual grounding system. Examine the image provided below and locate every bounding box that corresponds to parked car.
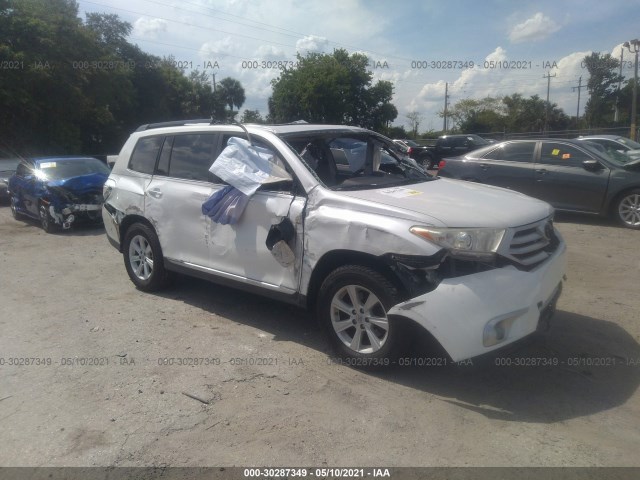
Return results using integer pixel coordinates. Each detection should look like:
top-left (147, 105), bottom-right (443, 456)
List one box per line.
top-left (437, 139), bottom-right (640, 229)
top-left (103, 121), bottom-right (566, 364)
top-left (393, 139), bottom-right (434, 168)
top-left (0, 158), bottom-right (20, 202)
top-left (9, 156), bottom-right (111, 232)
top-left (420, 134), bottom-right (491, 168)
top-left (576, 135), bottom-right (640, 160)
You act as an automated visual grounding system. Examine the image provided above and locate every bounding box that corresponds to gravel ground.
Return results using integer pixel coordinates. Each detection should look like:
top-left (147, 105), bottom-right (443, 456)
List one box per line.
top-left (0, 205), bottom-right (639, 468)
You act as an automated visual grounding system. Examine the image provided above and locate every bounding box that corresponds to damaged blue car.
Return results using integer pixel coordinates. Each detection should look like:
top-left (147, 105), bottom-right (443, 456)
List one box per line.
top-left (8, 156), bottom-right (110, 232)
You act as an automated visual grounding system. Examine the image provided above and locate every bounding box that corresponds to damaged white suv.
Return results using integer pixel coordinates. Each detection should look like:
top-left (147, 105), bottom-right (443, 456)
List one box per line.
top-left (103, 121), bottom-right (566, 363)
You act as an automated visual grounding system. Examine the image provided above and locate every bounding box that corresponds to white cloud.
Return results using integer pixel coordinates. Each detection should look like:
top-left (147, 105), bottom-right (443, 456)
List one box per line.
top-left (132, 18), bottom-right (168, 38)
top-left (295, 35), bottom-right (330, 54)
top-left (509, 13), bottom-right (560, 44)
top-left (255, 44), bottom-right (286, 60)
top-left (199, 37), bottom-right (239, 61)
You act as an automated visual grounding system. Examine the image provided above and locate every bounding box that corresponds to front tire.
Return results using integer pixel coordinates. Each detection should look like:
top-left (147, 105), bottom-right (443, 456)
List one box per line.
top-left (123, 223), bottom-right (170, 291)
top-left (317, 265), bottom-right (402, 364)
top-left (39, 203), bottom-right (56, 233)
top-left (615, 189), bottom-right (640, 229)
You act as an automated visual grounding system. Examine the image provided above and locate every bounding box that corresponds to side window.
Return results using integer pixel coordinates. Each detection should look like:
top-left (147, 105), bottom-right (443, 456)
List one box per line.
top-left (483, 142), bottom-right (535, 162)
top-left (129, 136), bottom-right (163, 174)
top-left (169, 134), bottom-right (216, 182)
top-left (539, 143), bottom-right (592, 166)
top-left (217, 133), bottom-right (294, 192)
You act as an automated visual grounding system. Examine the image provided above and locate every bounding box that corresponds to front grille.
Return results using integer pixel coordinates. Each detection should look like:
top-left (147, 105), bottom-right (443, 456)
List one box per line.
top-left (499, 217), bottom-right (559, 270)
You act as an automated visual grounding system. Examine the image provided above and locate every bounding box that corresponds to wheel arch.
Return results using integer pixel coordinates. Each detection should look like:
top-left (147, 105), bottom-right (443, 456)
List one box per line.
top-left (608, 186), bottom-right (640, 215)
top-left (119, 215), bottom-right (158, 252)
top-left (305, 249), bottom-right (408, 310)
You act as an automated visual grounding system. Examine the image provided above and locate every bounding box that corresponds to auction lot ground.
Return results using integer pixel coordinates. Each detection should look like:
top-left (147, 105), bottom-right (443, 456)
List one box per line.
top-left (0, 204), bottom-right (639, 468)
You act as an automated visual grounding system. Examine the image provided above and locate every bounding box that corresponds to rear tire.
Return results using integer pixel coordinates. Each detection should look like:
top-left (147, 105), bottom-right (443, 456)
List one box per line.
top-left (10, 196), bottom-right (23, 220)
top-left (123, 223), bottom-right (171, 291)
top-left (317, 265), bottom-right (403, 366)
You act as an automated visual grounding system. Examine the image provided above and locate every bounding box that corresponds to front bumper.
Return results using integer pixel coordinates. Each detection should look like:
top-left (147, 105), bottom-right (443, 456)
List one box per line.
top-left (49, 203), bottom-right (102, 229)
top-left (388, 241), bottom-right (567, 362)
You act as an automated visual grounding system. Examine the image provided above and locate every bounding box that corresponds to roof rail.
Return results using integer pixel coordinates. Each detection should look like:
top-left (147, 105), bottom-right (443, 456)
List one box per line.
top-left (135, 118), bottom-right (218, 132)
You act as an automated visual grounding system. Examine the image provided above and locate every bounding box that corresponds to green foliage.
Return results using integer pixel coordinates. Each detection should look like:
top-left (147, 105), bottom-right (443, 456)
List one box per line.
top-left (239, 109), bottom-right (265, 124)
top-left (0, 2), bottom-right (245, 157)
top-left (440, 94), bottom-right (570, 134)
top-left (583, 52), bottom-right (623, 127)
top-left (269, 49), bottom-right (397, 131)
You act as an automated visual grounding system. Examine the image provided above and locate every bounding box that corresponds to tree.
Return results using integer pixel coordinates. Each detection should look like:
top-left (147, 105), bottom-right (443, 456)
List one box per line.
top-left (583, 52), bottom-right (623, 127)
top-left (405, 111), bottom-right (422, 138)
top-left (502, 94), bottom-right (570, 132)
top-left (443, 97), bottom-right (505, 133)
top-left (218, 77), bottom-right (245, 114)
top-left (240, 109), bottom-right (265, 123)
top-left (269, 48), bottom-right (397, 131)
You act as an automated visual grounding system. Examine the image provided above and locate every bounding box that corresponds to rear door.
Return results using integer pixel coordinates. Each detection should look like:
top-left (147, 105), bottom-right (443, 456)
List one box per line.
top-left (470, 141), bottom-right (537, 195)
top-left (145, 133), bottom-right (219, 267)
top-left (534, 142), bottom-right (610, 213)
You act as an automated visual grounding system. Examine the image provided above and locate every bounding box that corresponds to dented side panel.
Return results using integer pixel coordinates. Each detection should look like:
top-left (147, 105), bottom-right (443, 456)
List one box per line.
top-left (300, 187), bottom-right (443, 295)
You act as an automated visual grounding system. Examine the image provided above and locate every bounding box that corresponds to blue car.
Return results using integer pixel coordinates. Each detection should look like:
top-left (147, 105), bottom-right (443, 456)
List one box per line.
top-left (8, 156), bottom-right (111, 232)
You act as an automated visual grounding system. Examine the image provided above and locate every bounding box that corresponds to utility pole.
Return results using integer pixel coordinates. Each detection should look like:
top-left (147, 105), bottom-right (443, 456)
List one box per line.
top-left (615, 48), bottom-right (624, 122)
top-left (443, 82), bottom-right (449, 133)
top-left (624, 40), bottom-right (640, 140)
top-left (572, 76), bottom-right (586, 129)
top-left (212, 72), bottom-right (217, 93)
top-left (543, 72), bottom-right (556, 133)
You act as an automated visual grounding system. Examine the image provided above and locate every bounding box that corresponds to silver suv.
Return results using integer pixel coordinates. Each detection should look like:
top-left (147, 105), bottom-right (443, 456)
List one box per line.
top-left (103, 121), bottom-right (567, 363)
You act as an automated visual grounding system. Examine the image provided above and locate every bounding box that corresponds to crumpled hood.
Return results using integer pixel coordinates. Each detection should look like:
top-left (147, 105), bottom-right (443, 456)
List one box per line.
top-left (46, 173), bottom-right (108, 195)
top-left (339, 177), bottom-right (554, 228)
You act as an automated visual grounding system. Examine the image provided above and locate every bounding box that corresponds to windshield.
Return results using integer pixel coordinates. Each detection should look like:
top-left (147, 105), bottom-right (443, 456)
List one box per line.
top-left (36, 158), bottom-right (111, 180)
top-left (580, 142), bottom-right (631, 166)
top-left (467, 134), bottom-right (490, 146)
top-left (284, 133), bottom-right (431, 190)
top-left (404, 140), bottom-right (420, 147)
top-left (616, 137), bottom-right (640, 149)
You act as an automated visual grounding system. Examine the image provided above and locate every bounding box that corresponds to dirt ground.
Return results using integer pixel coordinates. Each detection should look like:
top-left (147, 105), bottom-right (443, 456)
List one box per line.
top-left (0, 204), bottom-right (639, 468)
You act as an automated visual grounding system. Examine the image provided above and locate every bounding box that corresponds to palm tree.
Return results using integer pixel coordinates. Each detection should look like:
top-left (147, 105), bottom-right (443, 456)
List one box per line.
top-left (218, 77), bottom-right (246, 112)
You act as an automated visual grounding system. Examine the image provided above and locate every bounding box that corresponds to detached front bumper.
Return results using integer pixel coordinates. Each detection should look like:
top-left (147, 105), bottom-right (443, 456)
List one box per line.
top-left (388, 241), bottom-right (567, 362)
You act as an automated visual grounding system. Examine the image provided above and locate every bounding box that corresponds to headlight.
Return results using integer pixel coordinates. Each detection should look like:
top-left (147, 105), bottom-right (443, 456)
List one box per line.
top-left (410, 226), bottom-right (505, 260)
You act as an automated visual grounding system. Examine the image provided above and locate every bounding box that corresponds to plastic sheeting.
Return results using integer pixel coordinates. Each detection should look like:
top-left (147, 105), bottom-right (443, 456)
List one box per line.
top-left (202, 137), bottom-right (292, 224)
top-left (209, 137), bottom-right (291, 196)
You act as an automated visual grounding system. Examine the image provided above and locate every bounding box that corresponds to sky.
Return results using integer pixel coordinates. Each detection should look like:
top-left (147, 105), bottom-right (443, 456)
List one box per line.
top-left (77, 0), bottom-right (640, 132)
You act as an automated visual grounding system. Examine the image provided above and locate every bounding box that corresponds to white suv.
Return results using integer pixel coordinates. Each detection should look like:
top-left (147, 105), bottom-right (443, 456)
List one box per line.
top-left (103, 120), bottom-right (566, 364)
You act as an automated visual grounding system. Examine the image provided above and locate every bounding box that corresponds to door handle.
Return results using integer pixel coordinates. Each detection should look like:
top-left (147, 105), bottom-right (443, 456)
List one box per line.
top-left (147, 188), bottom-right (163, 199)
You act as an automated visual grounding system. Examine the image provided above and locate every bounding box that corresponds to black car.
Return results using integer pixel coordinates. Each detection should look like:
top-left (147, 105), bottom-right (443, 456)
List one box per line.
top-left (438, 139), bottom-right (640, 229)
top-left (393, 139), bottom-right (434, 168)
top-left (0, 158), bottom-right (20, 202)
top-left (8, 156), bottom-right (110, 232)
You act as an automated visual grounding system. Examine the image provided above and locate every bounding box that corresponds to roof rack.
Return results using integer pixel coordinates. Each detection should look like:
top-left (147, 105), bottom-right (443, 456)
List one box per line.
top-left (135, 118), bottom-right (222, 132)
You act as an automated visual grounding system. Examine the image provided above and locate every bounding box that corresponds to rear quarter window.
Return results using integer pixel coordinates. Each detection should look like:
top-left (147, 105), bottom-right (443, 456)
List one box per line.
top-left (128, 136), bottom-right (164, 174)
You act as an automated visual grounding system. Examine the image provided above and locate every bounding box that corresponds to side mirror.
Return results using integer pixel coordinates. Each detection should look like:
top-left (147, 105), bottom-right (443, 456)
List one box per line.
top-left (582, 159), bottom-right (602, 172)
